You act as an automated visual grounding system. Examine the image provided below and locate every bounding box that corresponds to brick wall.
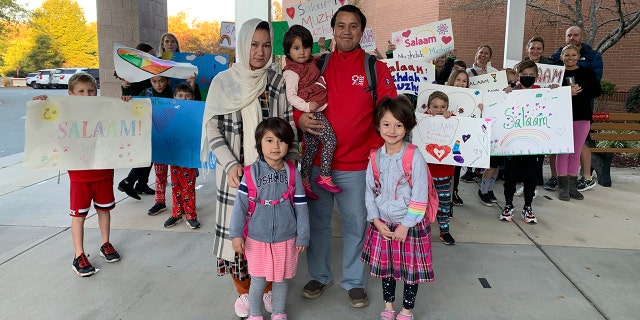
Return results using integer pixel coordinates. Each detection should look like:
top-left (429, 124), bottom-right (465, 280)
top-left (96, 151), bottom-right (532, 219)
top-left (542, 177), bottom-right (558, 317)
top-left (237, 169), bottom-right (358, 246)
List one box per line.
top-left (361, 0), bottom-right (639, 92)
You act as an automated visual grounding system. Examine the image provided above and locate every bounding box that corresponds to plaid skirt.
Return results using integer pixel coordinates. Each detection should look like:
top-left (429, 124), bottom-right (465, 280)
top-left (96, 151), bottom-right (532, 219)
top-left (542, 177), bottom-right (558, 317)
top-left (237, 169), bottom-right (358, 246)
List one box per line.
top-left (361, 220), bottom-right (434, 284)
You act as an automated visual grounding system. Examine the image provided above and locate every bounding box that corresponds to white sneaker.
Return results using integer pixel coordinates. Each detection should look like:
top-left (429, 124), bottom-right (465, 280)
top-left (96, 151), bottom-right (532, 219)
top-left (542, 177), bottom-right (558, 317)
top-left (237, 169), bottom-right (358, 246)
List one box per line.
top-left (514, 184), bottom-right (524, 197)
top-left (533, 188), bottom-right (538, 199)
top-left (263, 291), bottom-right (273, 313)
top-left (234, 294), bottom-right (250, 317)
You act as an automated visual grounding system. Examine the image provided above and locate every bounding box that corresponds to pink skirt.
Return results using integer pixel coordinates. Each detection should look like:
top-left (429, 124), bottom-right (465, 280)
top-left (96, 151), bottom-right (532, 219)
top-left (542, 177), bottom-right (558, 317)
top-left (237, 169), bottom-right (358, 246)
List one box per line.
top-left (245, 237), bottom-right (298, 282)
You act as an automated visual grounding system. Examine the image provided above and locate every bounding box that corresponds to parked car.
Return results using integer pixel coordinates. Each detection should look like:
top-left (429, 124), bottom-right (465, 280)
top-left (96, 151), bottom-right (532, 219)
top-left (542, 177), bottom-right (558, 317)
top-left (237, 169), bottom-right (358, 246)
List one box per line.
top-left (25, 73), bottom-right (38, 87)
top-left (35, 69), bottom-right (55, 89)
top-left (51, 68), bottom-right (85, 89)
top-left (83, 68), bottom-right (100, 88)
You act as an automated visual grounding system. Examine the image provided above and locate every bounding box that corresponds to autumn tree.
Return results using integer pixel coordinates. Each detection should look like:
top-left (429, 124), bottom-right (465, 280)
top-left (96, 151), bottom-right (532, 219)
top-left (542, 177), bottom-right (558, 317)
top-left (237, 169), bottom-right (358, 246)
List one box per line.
top-left (0, 21), bottom-right (35, 76)
top-left (24, 34), bottom-right (65, 70)
top-left (444, 0), bottom-right (640, 53)
top-left (31, 0), bottom-right (98, 67)
top-left (168, 12), bottom-right (235, 62)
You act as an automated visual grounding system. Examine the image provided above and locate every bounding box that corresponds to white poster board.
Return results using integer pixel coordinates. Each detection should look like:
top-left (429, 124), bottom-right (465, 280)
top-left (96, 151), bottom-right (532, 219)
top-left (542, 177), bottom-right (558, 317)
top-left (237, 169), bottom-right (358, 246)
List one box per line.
top-left (391, 19), bottom-right (454, 61)
top-left (382, 59), bottom-right (435, 96)
top-left (283, 0), bottom-right (348, 40)
top-left (24, 96), bottom-right (152, 169)
top-left (469, 70), bottom-right (508, 93)
top-left (412, 113), bottom-right (492, 168)
top-left (416, 84), bottom-right (483, 118)
top-left (482, 87), bottom-right (574, 156)
top-left (220, 21), bottom-right (236, 48)
top-left (359, 28), bottom-right (376, 52)
top-left (113, 43), bottom-right (198, 83)
top-left (535, 63), bottom-right (565, 88)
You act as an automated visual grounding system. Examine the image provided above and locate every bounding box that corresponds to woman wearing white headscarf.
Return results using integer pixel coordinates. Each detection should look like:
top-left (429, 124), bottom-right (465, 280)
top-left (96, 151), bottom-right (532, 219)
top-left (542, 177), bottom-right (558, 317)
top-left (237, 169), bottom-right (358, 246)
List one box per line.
top-left (200, 19), bottom-right (298, 318)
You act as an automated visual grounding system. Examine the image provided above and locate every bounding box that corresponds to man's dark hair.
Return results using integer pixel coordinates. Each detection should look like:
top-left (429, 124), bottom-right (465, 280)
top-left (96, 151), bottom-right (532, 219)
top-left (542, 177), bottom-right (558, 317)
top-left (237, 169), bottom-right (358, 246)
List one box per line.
top-left (135, 43), bottom-right (154, 53)
top-left (330, 4), bottom-right (366, 31)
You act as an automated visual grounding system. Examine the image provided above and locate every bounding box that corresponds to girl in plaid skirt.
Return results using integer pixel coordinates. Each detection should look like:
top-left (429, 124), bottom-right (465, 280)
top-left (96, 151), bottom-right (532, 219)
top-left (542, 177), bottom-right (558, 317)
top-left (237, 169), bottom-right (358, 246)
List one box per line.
top-left (362, 96), bottom-right (434, 320)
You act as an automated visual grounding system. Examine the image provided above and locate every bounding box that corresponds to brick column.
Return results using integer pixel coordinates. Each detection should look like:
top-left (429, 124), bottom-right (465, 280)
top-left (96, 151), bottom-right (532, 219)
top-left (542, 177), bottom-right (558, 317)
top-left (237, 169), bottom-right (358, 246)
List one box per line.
top-left (97, 0), bottom-right (167, 97)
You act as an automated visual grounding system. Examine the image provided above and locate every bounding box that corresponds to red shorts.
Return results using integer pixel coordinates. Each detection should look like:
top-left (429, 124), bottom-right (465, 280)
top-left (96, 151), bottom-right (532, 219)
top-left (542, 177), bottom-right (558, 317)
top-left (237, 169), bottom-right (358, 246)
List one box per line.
top-left (69, 177), bottom-right (116, 217)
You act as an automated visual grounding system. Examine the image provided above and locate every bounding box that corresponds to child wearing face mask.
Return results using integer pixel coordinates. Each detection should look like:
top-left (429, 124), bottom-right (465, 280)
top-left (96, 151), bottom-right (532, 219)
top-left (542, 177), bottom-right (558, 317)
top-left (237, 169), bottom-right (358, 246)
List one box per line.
top-left (499, 60), bottom-right (541, 224)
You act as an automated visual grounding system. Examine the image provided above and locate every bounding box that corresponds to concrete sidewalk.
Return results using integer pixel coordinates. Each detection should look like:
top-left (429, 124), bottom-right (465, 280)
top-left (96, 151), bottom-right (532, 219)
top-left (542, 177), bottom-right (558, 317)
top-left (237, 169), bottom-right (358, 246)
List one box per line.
top-left (0, 152), bottom-right (638, 320)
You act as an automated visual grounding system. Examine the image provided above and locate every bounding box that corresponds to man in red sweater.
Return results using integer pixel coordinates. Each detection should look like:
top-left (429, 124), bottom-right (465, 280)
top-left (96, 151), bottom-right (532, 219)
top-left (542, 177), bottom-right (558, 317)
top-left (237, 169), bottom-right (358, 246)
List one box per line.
top-left (295, 4), bottom-right (397, 308)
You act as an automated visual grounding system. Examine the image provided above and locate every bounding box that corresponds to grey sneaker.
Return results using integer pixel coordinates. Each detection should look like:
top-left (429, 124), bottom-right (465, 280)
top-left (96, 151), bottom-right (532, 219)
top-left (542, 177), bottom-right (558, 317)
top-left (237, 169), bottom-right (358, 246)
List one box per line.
top-left (577, 177), bottom-right (597, 192)
top-left (543, 176), bottom-right (558, 191)
top-left (347, 288), bottom-right (369, 308)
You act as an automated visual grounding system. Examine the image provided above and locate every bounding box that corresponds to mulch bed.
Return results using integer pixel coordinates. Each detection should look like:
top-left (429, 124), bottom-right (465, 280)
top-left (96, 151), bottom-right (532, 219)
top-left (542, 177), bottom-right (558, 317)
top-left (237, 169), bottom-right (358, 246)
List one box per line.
top-left (610, 153), bottom-right (640, 168)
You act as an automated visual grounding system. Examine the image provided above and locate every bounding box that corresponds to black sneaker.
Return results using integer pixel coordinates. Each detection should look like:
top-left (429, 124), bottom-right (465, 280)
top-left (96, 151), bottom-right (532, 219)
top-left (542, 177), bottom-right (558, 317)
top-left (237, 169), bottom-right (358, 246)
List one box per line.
top-left (186, 218), bottom-right (201, 229)
top-left (164, 216), bottom-right (182, 228)
top-left (460, 170), bottom-right (472, 181)
top-left (452, 192), bottom-right (464, 206)
top-left (134, 184), bottom-right (155, 195)
top-left (347, 288), bottom-right (370, 308)
top-left (461, 173), bottom-right (477, 183)
top-left (302, 280), bottom-right (332, 299)
top-left (118, 179), bottom-right (141, 200)
top-left (72, 253), bottom-right (96, 277)
top-left (577, 177), bottom-right (597, 192)
top-left (148, 202), bottom-right (167, 216)
top-left (543, 176), bottom-right (558, 191)
top-left (478, 190), bottom-right (495, 207)
top-left (440, 232), bottom-right (456, 245)
top-left (487, 191), bottom-right (498, 203)
top-left (99, 242), bottom-right (121, 262)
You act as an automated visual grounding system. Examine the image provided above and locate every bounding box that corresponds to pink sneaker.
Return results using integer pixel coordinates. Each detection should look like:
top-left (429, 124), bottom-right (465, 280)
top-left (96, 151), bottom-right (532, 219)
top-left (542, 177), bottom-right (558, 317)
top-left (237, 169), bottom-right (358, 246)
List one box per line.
top-left (271, 313), bottom-right (287, 320)
top-left (234, 294), bottom-right (250, 317)
top-left (303, 181), bottom-right (319, 200)
top-left (380, 309), bottom-right (396, 320)
top-left (315, 175), bottom-right (342, 193)
top-left (263, 291), bottom-right (273, 313)
top-left (247, 317), bottom-right (263, 320)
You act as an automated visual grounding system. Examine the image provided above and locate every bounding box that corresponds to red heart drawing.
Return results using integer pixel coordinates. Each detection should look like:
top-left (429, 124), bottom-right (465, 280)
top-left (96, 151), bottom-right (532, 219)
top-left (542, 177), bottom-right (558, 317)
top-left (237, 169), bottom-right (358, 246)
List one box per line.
top-left (402, 30), bottom-right (411, 38)
top-left (286, 7), bottom-right (295, 19)
top-left (426, 144), bottom-right (451, 162)
top-left (442, 36), bottom-right (452, 44)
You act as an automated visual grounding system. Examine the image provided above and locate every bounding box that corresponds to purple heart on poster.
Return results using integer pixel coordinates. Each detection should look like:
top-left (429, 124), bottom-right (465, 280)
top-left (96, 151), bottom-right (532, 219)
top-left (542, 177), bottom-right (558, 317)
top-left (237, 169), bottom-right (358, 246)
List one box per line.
top-left (453, 155), bottom-right (464, 163)
top-left (462, 134), bottom-right (471, 142)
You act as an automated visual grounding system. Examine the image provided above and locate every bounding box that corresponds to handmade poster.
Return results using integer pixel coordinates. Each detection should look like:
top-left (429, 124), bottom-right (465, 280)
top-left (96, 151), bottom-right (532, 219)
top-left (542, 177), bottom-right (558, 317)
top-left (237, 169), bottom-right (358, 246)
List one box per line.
top-left (469, 70), bottom-right (508, 93)
top-left (482, 86), bottom-right (574, 156)
top-left (535, 63), bottom-right (565, 88)
top-left (149, 97), bottom-right (215, 169)
top-left (272, 21), bottom-right (290, 56)
top-left (391, 18), bottom-right (454, 61)
top-left (360, 28), bottom-right (376, 52)
top-left (114, 44), bottom-right (198, 83)
top-left (382, 58), bottom-right (436, 96)
top-left (161, 52), bottom-right (229, 100)
top-left (220, 21), bottom-right (236, 48)
top-left (412, 113), bottom-right (492, 168)
top-left (416, 84), bottom-right (483, 118)
top-left (24, 96), bottom-right (152, 170)
top-left (283, 0), bottom-right (348, 40)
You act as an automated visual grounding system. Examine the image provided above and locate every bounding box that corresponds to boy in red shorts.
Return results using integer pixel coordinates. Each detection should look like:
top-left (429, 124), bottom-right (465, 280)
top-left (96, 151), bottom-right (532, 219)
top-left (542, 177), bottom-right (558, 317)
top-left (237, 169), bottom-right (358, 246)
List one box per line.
top-left (33, 72), bottom-right (121, 277)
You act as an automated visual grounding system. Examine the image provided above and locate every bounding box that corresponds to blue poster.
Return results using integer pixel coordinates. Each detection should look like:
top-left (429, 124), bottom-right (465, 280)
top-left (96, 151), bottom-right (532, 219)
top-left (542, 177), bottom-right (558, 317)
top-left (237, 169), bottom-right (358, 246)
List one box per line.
top-left (161, 52), bottom-right (229, 100)
top-left (149, 97), bottom-right (215, 169)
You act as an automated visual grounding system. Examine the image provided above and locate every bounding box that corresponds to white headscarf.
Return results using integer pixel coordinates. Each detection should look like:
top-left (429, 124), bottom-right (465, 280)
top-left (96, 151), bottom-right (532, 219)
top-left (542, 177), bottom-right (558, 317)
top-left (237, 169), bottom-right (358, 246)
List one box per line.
top-left (200, 18), bottom-right (272, 166)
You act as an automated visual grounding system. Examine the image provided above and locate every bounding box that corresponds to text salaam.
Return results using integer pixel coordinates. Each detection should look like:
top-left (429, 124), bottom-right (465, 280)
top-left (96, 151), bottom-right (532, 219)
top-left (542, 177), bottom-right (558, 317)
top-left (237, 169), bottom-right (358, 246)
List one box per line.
top-left (58, 120), bottom-right (142, 139)
top-left (405, 35), bottom-right (437, 47)
top-left (503, 108), bottom-right (550, 129)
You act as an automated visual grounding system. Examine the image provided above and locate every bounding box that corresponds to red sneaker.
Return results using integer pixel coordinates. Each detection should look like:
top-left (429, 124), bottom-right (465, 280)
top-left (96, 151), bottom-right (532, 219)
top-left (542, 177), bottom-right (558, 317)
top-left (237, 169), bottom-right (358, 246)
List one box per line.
top-left (303, 181), bottom-right (319, 200)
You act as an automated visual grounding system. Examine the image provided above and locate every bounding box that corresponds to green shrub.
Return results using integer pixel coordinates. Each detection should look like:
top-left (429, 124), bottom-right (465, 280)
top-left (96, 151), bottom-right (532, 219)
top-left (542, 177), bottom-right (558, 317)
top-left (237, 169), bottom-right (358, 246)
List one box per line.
top-left (627, 85), bottom-right (640, 113)
top-left (596, 130), bottom-right (640, 157)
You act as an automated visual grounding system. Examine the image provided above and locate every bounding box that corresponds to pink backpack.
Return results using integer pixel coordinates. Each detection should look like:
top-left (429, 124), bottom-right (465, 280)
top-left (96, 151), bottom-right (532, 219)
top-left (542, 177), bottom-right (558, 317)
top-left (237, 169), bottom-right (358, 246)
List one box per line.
top-left (242, 160), bottom-right (296, 238)
top-left (369, 144), bottom-right (438, 224)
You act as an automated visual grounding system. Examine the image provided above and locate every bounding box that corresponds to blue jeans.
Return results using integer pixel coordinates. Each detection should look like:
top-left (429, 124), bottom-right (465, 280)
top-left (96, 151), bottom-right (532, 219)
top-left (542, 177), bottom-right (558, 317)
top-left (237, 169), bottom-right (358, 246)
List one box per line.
top-left (306, 166), bottom-right (368, 290)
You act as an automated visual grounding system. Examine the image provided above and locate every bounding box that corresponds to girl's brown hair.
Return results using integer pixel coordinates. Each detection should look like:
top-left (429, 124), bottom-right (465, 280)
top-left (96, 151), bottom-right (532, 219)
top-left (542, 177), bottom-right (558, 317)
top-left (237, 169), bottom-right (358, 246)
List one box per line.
top-left (373, 96), bottom-right (417, 132)
top-left (446, 69), bottom-right (469, 87)
top-left (254, 117), bottom-right (294, 158)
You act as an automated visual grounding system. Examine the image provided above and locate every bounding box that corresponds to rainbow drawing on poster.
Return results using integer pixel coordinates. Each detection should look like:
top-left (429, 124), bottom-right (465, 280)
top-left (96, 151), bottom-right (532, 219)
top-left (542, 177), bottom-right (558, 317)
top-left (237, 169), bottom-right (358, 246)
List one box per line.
top-left (219, 35), bottom-right (232, 46)
top-left (499, 129), bottom-right (550, 147)
top-left (117, 48), bottom-right (173, 75)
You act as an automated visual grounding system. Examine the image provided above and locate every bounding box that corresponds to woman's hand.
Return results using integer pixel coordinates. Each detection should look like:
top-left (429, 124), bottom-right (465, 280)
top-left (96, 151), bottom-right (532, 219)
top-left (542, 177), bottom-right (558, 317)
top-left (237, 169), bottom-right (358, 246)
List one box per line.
top-left (121, 95), bottom-right (132, 102)
top-left (121, 80), bottom-right (131, 88)
top-left (548, 84), bottom-right (560, 89)
top-left (570, 84), bottom-right (582, 96)
top-left (297, 246), bottom-right (307, 253)
top-left (232, 237), bottom-right (245, 254)
top-left (227, 163), bottom-right (243, 188)
top-left (392, 224), bottom-right (409, 242)
top-left (32, 95), bottom-right (48, 101)
top-left (298, 112), bottom-right (324, 136)
top-left (373, 219), bottom-right (393, 240)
